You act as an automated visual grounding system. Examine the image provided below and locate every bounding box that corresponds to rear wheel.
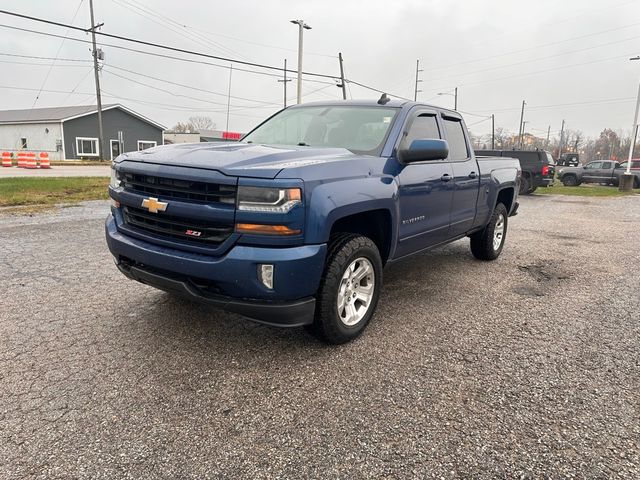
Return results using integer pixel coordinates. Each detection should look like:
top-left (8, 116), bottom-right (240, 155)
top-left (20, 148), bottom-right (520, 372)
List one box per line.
top-left (528, 185), bottom-right (538, 194)
top-left (310, 234), bottom-right (382, 344)
top-left (470, 203), bottom-right (508, 261)
top-left (561, 175), bottom-right (579, 186)
top-left (519, 176), bottom-right (531, 195)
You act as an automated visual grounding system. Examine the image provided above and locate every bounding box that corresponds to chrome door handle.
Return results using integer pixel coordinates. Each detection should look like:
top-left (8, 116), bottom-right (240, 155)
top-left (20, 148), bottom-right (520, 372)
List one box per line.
top-left (469, 172), bottom-right (477, 179)
top-left (440, 174), bottom-right (452, 182)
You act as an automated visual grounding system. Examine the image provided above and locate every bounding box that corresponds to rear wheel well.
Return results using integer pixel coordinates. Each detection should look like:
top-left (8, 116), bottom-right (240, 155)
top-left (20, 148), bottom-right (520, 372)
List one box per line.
top-left (329, 210), bottom-right (392, 264)
top-left (497, 188), bottom-right (515, 212)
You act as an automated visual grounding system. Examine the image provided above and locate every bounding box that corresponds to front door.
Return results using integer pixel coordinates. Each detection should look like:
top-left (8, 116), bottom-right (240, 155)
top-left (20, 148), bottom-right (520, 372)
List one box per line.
top-left (582, 161), bottom-right (603, 183)
top-left (110, 140), bottom-right (121, 160)
top-left (396, 110), bottom-right (454, 257)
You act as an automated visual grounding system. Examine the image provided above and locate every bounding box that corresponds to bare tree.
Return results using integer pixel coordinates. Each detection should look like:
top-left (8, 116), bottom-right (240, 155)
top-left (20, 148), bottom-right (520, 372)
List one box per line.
top-left (168, 121), bottom-right (193, 133)
top-left (188, 116), bottom-right (215, 132)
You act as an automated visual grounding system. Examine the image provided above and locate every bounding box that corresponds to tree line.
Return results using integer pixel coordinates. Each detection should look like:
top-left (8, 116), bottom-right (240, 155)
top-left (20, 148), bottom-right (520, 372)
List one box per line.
top-left (470, 127), bottom-right (639, 163)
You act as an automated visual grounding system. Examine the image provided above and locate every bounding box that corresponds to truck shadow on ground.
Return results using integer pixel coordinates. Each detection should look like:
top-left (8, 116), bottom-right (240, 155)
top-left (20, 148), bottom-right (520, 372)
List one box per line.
top-left (128, 240), bottom-right (477, 355)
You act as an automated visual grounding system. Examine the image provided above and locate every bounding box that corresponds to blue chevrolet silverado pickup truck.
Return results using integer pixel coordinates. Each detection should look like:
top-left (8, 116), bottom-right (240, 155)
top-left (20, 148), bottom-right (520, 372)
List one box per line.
top-left (106, 98), bottom-right (520, 343)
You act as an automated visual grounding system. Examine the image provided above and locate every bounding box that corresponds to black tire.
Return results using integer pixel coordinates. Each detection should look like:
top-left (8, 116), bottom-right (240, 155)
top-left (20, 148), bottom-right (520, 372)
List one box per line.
top-left (519, 175), bottom-right (530, 195)
top-left (470, 203), bottom-right (508, 261)
top-left (310, 234), bottom-right (382, 344)
top-left (561, 175), bottom-right (579, 187)
top-left (528, 185), bottom-right (538, 194)
top-left (634, 178), bottom-right (640, 189)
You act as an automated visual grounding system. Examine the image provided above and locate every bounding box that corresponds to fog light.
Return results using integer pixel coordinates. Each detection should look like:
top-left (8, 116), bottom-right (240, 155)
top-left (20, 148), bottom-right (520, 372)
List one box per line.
top-left (258, 264), bottom-right (274, 289)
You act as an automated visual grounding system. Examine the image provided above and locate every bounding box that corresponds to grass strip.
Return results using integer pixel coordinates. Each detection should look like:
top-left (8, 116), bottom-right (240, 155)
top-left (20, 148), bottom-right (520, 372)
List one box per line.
top-left (534, 183), bottom-right (637, 197)
top-left (0, 177), bottom-right (109, 207)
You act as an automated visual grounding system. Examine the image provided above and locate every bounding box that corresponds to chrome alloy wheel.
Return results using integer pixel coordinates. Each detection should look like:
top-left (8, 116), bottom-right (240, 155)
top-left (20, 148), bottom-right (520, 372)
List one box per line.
top-left (337, 257), bottom-right (375, 326)
top-left (493, 213), bottom-right (505, 250)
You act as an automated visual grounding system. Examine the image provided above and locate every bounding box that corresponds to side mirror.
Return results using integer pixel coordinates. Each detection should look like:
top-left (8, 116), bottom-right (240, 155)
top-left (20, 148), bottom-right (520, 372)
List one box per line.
top-left (399, 139), bottom-right (449, 163)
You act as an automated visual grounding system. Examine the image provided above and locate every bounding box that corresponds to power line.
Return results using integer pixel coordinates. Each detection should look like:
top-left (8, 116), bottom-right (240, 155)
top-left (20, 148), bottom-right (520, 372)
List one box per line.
top-left (0, 10), bottom-right (416, 101)
top-left (472, 96), bottom-right (636, 113)
top-left (102, 68), bottom-right (279, 109)
top-left (426, 51), bottom-right (635, 93)
top-left (114, 0), bottom-right (335, 58)
top-left (426, 34), bottom-right (640, 84)
top-left (104, 64), bottom-right (281, 105)
top-left (0, 59), bottom-right (89, 67)
top-left (31, 0), bottom-right (85, 107)
top-left (345, 79), bottom-right (412, 101)
top-left (0, 24), bottom-right (338, 86)
top-left (0, 52), bottom-right (92, 63)
top-left (0, 9), bottom-right (339, 80)
top-left (434, 19), bottom-right (640, 72)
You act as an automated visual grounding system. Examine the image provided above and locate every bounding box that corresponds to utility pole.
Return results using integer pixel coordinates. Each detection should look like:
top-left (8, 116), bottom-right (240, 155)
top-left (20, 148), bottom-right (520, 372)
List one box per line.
top-left (491, 114), bottom-right (495, 149)
top-left (89, 0), bottom-right (104, 160)
top-left (226, 64), bottom-right (233, 131)
top-left (454, 87), bottom-right (458, 110)
top-left (620, 79), bottom-right (640, 190)
top-left (277, 59), bottom-right (291, 108)
top-left (546, 125), bottom-right (551, 149)
top-left (517, 100), bottom-right (526, 149)
top-left (338, 53), bottom-right (347, 100)
top-left (558, 119), bottom-right (565, 159)
top-left (414, 59), bottom-right (423, 101)
top-left (291, 20), bottom-right (311, 105)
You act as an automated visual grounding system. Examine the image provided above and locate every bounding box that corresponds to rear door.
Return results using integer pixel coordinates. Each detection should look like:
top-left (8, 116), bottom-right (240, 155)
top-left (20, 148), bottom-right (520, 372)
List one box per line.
top-left (442, 114), bottom-right (480, 236)
top-left (598, 161), bottom-right (614, 183)
top-left (396, 109), bottom-right (454, 257)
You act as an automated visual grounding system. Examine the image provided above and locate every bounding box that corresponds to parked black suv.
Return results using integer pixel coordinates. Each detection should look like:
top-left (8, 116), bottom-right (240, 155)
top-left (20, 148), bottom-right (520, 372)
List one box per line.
top-left (476, 149), bottom-right (555, 195)
top-left (557, 153), bottom-right (579, 166)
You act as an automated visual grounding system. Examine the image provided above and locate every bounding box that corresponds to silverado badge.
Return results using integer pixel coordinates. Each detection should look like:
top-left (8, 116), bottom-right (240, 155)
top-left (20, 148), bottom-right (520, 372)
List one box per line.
top-left (141, 197), bottom-right (168, 214)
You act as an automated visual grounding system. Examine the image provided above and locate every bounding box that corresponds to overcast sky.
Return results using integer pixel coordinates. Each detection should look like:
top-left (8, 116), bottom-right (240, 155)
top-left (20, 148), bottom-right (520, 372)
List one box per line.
top-left (1, 0), bottom-right (639, 139)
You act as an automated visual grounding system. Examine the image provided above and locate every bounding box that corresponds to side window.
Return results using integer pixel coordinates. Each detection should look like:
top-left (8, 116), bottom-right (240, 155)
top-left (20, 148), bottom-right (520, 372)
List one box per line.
top-left (442, 118), bottom-right (469, 161)
top-left (402, 114), bottom-right (440, 149)
top-left (586, 162), bottom-right (602, 169)
top-left (600, 161), bottom-right (612, 169)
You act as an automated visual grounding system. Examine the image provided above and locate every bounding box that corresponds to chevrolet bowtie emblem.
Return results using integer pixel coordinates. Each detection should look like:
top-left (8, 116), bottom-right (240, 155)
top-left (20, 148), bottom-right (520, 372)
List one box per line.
top-left (141, 197), bottom-right (168, 213)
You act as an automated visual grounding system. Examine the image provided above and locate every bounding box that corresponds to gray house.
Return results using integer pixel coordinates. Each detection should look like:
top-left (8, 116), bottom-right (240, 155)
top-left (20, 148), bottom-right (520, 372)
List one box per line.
top-left (0, 104), bottom-right (165, 160)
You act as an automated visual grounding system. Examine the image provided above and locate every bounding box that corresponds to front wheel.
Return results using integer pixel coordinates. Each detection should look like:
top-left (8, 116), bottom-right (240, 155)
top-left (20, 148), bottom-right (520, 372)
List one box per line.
top-left (311, 234), bottom-right (382, 344)
top-left (561, 175), bottom-right (579, 186)
top-left (470, 203), bottom-right (508, 261)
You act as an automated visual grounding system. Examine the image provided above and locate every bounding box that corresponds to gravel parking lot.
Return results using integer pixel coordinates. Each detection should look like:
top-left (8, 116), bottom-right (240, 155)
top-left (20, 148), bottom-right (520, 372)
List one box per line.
top-left (1, 194), bottom-right (639, 479)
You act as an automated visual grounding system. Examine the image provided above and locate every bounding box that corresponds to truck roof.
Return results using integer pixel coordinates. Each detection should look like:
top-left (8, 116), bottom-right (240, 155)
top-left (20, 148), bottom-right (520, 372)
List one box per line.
top-left (288, 99), bottom-right (461, 118)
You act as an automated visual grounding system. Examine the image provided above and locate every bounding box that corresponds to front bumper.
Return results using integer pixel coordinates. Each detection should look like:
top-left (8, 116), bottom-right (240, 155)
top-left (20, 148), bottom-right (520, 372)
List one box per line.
top-left (105, 214), bottom-right (326, 327)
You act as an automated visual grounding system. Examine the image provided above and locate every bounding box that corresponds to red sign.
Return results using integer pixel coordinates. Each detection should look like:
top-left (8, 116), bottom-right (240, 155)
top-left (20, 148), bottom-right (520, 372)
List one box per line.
top-left (222, 131), bottom-right (242, 140)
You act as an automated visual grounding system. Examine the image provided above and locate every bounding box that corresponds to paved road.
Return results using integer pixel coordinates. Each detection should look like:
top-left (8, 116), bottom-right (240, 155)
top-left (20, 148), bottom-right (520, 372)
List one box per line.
top-left (0, 165), bottom-right (110, 178)
top-left (1, 195), bottom-right (639, 479)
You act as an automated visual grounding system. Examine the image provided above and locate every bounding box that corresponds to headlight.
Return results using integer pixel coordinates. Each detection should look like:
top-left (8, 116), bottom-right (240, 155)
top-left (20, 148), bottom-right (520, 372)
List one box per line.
top-left (110, 167), bottom-right (121, 189)
top-left (237, 186), bottom-right (302, 213)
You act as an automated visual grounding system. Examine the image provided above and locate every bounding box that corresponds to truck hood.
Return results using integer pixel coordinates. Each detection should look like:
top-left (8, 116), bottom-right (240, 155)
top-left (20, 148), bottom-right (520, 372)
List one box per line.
top-left (115, 142), bottom-right (361, 179)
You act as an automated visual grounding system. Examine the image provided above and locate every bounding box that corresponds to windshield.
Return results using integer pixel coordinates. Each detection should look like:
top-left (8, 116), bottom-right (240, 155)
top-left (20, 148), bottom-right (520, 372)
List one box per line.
top-left (242, 105), bottom-right (400, 156)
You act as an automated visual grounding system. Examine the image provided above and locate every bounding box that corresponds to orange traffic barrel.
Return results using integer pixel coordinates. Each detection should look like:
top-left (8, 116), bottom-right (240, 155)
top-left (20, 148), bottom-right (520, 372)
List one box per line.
top-left (17, 151), bottom-right (27, 168)
top-left (39, 152), bottom-right (51, 169)
top-left (25, 152), bottom-right (37, 169)
top-left (1, 152), bottom-right (11, 167)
